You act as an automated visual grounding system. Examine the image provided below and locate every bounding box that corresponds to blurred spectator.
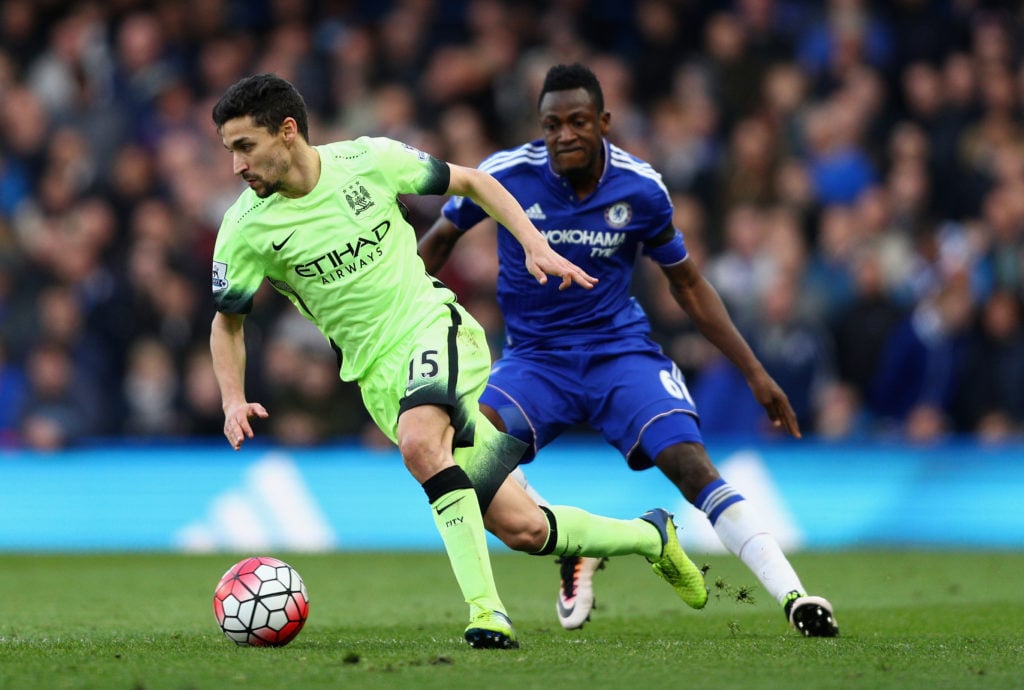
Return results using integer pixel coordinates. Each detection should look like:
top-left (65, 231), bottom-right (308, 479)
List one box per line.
top-left (261, 310), bottom-right (376, 446)
top-left (252, 20), bottom-right (330, 117)
top-left (869, 279), bottom-right (975, 439)
top-left (0, 86), bottom-right (50, 181)
top-left (973, 182), bottom-right (1024, 301)
top-left (704, 203), bottom-right (773, 323)
top-left (717, 115), bottom-right (781, 211)
top-left (772, 155), bottom-right (817, 240)
top-left (0, 334), bottom-right (26, 444)
top-left (957, 62), bottom-right (1023, 192)
top-left (953, 290), bottom-right (1024, 441)
top-left (25, 280), bottom-right (121, 433)
top-left (803, 203), bottom-right (860, 321)
top-left (735, 0), bottom-right (796, 67)
top-left (747, 272), bottom-right (837, 432)
top-left (759, 61), bottom-right (810, 157)
top-left (691, 350), bottom-right (767, 437)
top-left (0, 0), bottom-right (46, 68)
top-left (194, 28), bottom-right (255, 99)
top-left (832, 241), bottom-right (906, 402)
top-left (929, 52), bottom-right (982, 219)
top-left (760, 204), bottom-right (807, 293)
top-left (25, 5), bottom-right (121, 170)
top-left (649, 84), bottom-right (719, 203)
top-left (814, 380), bottom-right (869, 441)
top-left (104, 145), bottom-right (159, 234)
top-left (674, 232), bottom-right (833, 438)
top-left (795, 0), bottom-right (893, 95)
top-left (420, 0), bottom-right (519, 131)
top-left (700, 11), bottom-right (764, 132)
top-left (180, 346), bottom-right (224, 437)
top-left (801, 98), bottom-right (877, 205)
top-left (0, 150), bottom-right (31, 219)
top-left (121, 336), bottom-right (183, 436)
top-left (591, 54), bottom-right (648, 154)
top-left (111, 10), bottom-right (180, 139)
top-left (629, 0), bottom-right (692, 109)
top-left (19, 340), bottom-right (100, 450)
top-left (436, 102), bottom-right (498, 167)
top-left (377, 1), bottom-right (434, 89)
top-left (839, 64), bottom-right (892, 165)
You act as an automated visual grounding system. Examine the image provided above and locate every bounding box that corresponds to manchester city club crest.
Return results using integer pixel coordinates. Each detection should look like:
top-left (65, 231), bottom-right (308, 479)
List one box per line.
top-left (344, 181), bottom-right (375, 216)
top-left (604, 201), bottom-right (632, 228)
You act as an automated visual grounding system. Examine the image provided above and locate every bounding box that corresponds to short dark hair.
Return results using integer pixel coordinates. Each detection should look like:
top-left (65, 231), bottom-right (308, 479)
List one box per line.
top-left (538, 63), bottom-right (604, 113)
top-left (212, 73), bottom-right (310, 141)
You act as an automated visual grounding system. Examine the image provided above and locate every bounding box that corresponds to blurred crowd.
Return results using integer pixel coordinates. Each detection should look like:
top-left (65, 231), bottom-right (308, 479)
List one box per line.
top-left (1, 0), bottom-right (1023, 451)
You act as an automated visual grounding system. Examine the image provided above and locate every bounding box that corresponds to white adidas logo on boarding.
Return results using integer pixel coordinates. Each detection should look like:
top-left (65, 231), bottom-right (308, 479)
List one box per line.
top-left (525, 202), bottom-right (546, 220)
top-left (175, 454), bottom-right (336, 552)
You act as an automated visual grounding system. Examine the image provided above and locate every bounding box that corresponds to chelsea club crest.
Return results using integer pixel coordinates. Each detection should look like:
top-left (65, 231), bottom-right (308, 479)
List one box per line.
top-left (604, 202), bottom-right (632, 228)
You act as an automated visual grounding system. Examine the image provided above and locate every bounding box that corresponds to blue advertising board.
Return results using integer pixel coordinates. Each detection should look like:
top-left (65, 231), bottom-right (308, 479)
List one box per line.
top-left (1, 438), bottom-right (1021, 552)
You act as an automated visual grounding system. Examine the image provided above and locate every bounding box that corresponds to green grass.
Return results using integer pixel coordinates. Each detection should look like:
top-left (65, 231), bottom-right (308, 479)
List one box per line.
top-left (1, 550), bottom-right (1022, 689)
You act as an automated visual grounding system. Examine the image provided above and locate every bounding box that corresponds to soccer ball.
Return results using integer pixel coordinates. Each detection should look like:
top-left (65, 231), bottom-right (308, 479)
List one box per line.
top-left (213, 556), bottom-right (309, 647)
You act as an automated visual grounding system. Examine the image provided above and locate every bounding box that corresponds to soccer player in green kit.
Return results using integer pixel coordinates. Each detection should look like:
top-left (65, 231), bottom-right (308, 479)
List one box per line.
top-left (209, 74), bottom-right (707, 649)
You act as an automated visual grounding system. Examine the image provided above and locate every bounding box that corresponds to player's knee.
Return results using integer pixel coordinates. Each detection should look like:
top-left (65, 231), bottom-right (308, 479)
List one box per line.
top-left (397, 406), bottom-right (456, 481)
top-left (398, 434), bottom-right (447, 481)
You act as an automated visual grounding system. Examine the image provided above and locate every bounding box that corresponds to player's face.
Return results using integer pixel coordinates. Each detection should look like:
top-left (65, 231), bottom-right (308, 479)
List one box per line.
top-left (539, 88), bottom-right (609, 179)
top-left (220, 116), bottom-right (293, 198)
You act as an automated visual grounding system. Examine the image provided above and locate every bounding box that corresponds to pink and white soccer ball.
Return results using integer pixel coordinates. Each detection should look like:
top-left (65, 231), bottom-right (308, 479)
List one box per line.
top-left (213, 556), bottom-right (309, 647)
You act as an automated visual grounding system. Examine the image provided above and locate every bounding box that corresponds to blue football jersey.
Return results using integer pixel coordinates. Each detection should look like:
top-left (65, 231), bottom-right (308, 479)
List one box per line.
top-left (442, 139), bottom-right (688, 350)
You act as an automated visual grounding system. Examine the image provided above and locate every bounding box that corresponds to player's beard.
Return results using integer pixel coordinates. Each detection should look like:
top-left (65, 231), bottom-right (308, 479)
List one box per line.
top-left (249, 176), bottom-right (281, 198)
top-left (246, 153), bottom-right (290, 198)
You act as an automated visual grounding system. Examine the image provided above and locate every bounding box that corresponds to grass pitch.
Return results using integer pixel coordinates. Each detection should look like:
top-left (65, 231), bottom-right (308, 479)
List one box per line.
top-left (1, 550), bottom-right (1021, 690)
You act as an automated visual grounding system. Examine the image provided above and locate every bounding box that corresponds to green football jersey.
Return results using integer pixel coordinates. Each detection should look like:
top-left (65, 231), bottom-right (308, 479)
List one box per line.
top-left (211, 136), bottom-right (455, 382)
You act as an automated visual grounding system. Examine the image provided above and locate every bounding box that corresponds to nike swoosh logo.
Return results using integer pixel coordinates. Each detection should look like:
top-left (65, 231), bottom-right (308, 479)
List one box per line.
top-left (272, 230), bottom-right (296, 251)
top-left (405, 383), bottom-right (431, 397)
top-left (556, 598), bottom-right (576, 619)
top-left (435, 496), bottom-right (464, 515)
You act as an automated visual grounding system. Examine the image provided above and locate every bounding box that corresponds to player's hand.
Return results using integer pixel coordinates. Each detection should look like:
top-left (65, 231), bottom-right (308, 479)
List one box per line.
top-left (749, 374), bottom-right (801, 439)
top-left (524, 244), bottom-right (598, 291)
top-left (223, 402), bottom-right (269, 450)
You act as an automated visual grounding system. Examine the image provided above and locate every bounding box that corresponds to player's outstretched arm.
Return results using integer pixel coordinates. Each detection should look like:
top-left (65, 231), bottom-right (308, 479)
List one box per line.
top-left (418, 216), bottom-right (463, 275)
top-left (446, 163), bottom-right (597, 291)
top-left (211, 311), bottom-right (269, 450)
top-left (662, 259), bottom-right (801, 438)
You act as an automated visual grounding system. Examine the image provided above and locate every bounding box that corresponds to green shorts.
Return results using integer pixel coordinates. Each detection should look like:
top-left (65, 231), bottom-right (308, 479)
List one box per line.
top-left (358, 302), bottom-right (523, 507)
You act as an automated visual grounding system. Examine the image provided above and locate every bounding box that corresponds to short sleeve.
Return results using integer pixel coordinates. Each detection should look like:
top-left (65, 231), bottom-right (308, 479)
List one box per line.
top-left (642, 227), bottom-right (689, 266)
top-left (211, 222), bottom-right (265, 314)
top-left (362, 137), bottom-right (450, 196)
top-left (638, 181), bottom-right (687, 265)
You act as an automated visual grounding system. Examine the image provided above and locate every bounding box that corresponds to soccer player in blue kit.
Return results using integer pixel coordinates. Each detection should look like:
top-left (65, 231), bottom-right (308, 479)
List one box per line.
top-left (419, 63), bottom-right (838, 637)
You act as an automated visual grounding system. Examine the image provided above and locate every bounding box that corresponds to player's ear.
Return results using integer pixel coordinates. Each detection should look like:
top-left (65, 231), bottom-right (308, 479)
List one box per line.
top-left (599, 111), bottom-right (611, 136)
top-left (280, 117), bottom-right (299, 144)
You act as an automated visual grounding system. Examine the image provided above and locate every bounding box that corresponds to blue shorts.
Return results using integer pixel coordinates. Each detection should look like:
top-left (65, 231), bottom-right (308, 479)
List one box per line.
top-left (480, 336), bottom-right (703, 470)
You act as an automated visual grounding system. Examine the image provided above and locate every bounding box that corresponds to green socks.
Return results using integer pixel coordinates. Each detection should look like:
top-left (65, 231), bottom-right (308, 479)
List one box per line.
top-left (423, 466), bottom-right (505, 618)
top-left (540, 505), bottom-right (662, 561)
